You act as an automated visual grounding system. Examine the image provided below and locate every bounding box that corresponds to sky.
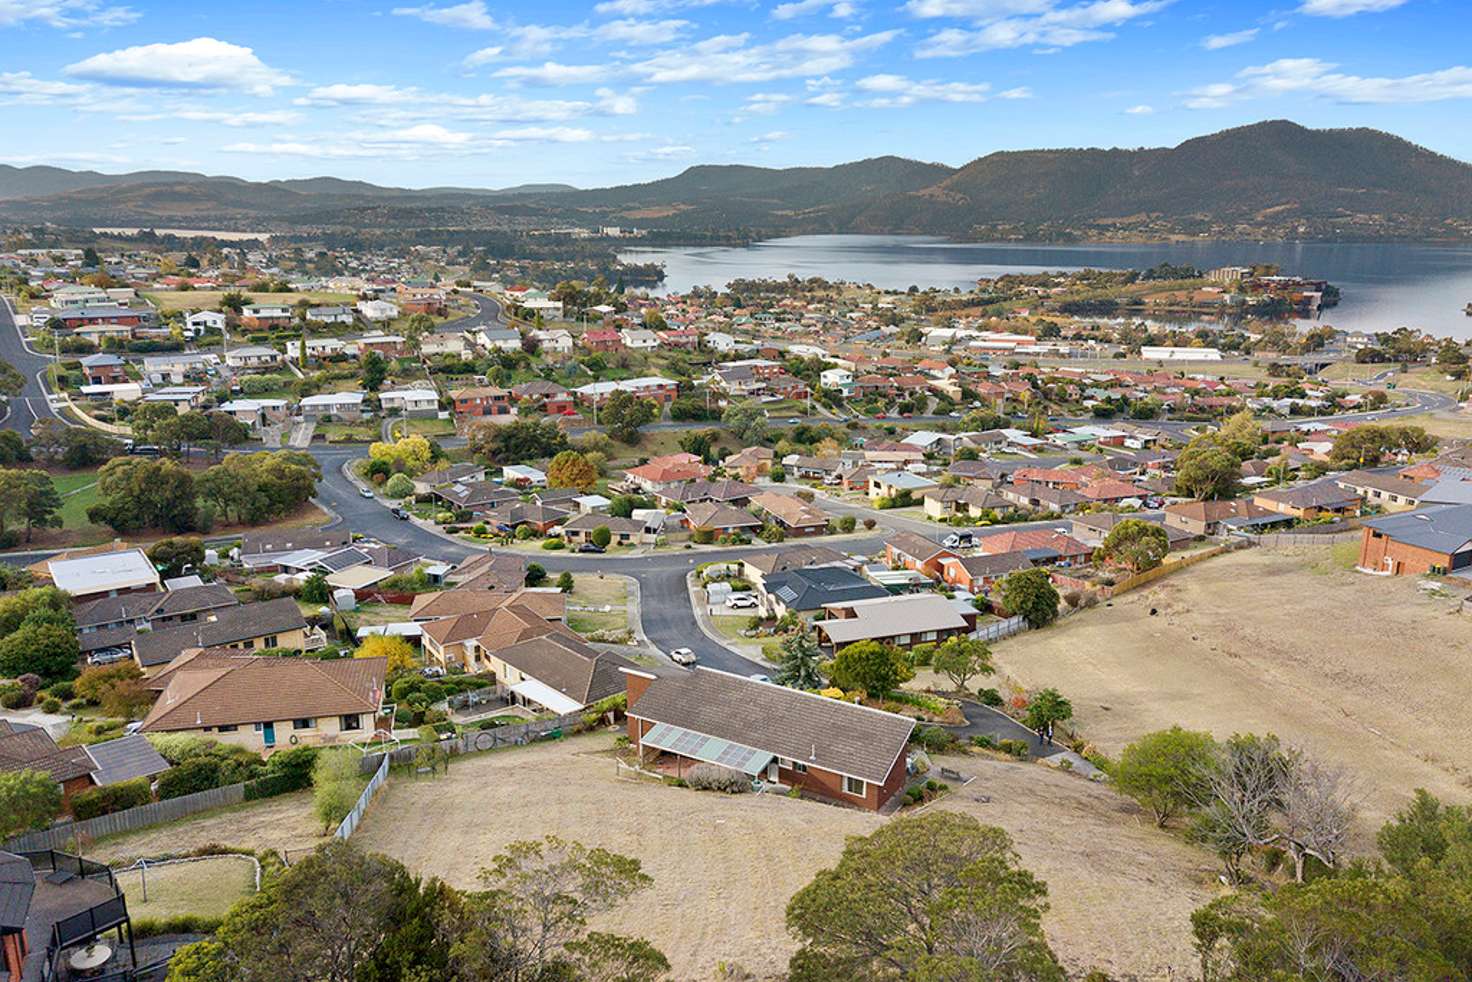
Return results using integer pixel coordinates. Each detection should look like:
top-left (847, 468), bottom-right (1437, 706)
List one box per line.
top-left (1, 0), bottom-right (1469, 189)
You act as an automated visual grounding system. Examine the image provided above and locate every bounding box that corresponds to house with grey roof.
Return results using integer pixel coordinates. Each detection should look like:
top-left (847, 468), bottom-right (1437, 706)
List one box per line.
top-left (1357, 504), bottom-right (1472, 576)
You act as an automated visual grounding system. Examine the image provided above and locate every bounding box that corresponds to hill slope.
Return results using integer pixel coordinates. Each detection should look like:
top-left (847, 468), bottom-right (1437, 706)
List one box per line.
top-left (2, 122), bottom-right (1468, 240)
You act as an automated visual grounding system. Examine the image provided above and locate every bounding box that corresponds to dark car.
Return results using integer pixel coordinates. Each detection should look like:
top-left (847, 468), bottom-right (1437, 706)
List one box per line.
top-left (391, 507), bottom-right (411, 520)
top-left (576, 542), bottom-right (606, 553)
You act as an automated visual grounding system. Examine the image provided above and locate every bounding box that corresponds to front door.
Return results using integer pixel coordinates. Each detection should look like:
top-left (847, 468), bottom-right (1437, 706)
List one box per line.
top-left (767, 762), bottom-right (779, 782)
top-left (262, 722), bottom-right (276, 748)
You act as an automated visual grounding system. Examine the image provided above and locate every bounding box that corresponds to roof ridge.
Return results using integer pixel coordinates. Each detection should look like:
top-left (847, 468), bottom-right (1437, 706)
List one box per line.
top-left (692, 666), bottom-right (917, 725)
top-left (307, 657), bottom-right (381, 709)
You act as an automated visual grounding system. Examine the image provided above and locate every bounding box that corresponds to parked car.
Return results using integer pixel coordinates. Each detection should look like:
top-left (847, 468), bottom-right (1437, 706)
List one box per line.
top-left (420, 666), bottom-right (445, 678)
top-left (359, 486), bottom-right (375, 498)
top-left (391, 507), bottom-right (411, 520)
top-left (577, 543), bottom-right (606, 554)
top-left (943, 531), bottom-right (975, 548)
top-left (726, 594), bottom-right (757, 609)
top-left (748, 673), bottom-right (771, 683)
top-left (669, 647), bottom-right (697, 666)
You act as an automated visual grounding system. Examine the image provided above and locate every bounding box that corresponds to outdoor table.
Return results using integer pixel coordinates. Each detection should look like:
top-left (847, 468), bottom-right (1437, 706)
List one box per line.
top-left (69, 942), bottom-right (112, 975)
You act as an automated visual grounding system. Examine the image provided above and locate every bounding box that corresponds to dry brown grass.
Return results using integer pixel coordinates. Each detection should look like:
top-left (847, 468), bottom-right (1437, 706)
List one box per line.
top-left (115, 855), bottom-right (258, 920)
top-left (353, 733), bottom-right (1213, 980)
top-left (88, 790), bottom-right (329, 863)
top-left (992, 547), bottom-right (1472, 838)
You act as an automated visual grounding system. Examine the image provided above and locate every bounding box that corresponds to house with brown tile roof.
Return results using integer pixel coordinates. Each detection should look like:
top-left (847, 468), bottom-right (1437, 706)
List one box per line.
top-left (139, 654), bottom-right (387, 754)
top-left (883, 532), bottom-right (956, 579)
top-left (1163, 498), bottom-right (1277, 537)
top-left (683, 502), bottom-right (763, 536)
top-left (421, 600), bottom-right (576, 672)
top-left (129, 596), bottom-right (311, 670)
top-left (976, 529), bottom-right (1092, 566)
top-left (749, 491), bottom-right (830, 535)
top-left (622, 666), bottom-right (914, 811)
top-left (490, 634), bottom-right (634, 715)
top-left (1253, 480), bottom-right (1362, 521)
top-left (446, 549), bottom-right (528, 591)
top-left (409, 586), bottom-right (564, 622)
top-left (937, 551), bottom-right (1040, 594)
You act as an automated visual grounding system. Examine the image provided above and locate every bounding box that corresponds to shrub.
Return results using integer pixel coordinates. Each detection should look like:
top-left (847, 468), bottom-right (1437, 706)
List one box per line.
top-left (156, 758), bottom-right (228, 800)
top-left (862, 518), bottom-right (876, 530)
top-left (0, 685), bottom-right (29, 709)
top-left (40, 697), bottom-right (61, 713)
top-left (383, 473), bottom-right (415, 498)
top-left (971, 734), bottom-right (997, 750)
top-left (998, 739), bottom-right (1030, 759)
top-left (514, 524), bottom-right (535, 541)
top-left (977, 687), bottom-right (1004, 707)
top-left (131, 914), bottom-right (225, 938)
top-left (912, 726), bottom-right (957, 753)
top-left (685, 764), bottom-right (751, 793)
top-left (71, 777), bottom-right (152, 820)
top-left (541, 538), bottom-right (565, 550)
top-left (45, 681), bottom-right (74, 701)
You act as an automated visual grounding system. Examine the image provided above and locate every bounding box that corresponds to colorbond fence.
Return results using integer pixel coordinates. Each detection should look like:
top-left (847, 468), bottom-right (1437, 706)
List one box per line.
top-left (335, 753), bottom-right (389, 840)
top-left (4, 782), bottom-right (247, 852)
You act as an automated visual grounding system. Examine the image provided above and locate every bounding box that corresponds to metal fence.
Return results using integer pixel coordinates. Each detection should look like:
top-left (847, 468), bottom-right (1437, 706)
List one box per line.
top-left (974, 614), bottom-right (1028, 643)
top-left (4, 782), bottom-right (247, 852)
top-left (335, 753), bottom-right (390, 840)
top-left (362, 711), bottom-right (586, 772)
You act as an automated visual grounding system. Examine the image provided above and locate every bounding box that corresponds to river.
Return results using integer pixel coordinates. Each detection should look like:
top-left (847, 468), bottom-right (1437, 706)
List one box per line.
top-left (620, 235), bottom-right (1472, 340)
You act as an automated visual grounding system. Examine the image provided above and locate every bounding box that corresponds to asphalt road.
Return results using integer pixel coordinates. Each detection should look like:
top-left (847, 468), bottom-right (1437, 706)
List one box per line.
top-left (0, 297), bottom-right (62, 438)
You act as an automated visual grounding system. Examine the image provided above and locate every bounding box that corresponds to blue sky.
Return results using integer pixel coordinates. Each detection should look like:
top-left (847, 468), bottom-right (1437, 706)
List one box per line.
top-left (2, 0), bottom-right (1469, 188)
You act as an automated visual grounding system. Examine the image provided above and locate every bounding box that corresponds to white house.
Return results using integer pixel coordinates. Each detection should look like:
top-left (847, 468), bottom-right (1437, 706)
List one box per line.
top-left (502, 464), bottom-right (546, 487)
top-left (285, 337), bottom-right (348, 359)
top-left (518, 297), bottom-right (563, 319)
top-left (619, 328), bottom-right (659, 350)
top-left (225, 345), bottom-right (283, 370)
top-left (357, 299), bottom-right (400, 322)
top-left (474, 327), bottom-right (522, 351)
top-left (420, 333), bottom-right (469, 358)
top-left (142, 386), bottom-right (207, 411)
top-left (299, 391), bottom-right (365, 420)
top-left (531, 329), bottom-right (573, 354)
top-left (217, 398), bottom-right (289, 429)
top-left (307, 305), bottom-right (356, 325)
top-left (820, 368), bottom-right (854, 391)
top-left (185, 310), bottom-right (227, 337)
top-left (706, 332), bottom-right (739, 353)
top-left (142, 352), bottom-right (212, 384)
top-left (378, 388), bottom-right (439, 416)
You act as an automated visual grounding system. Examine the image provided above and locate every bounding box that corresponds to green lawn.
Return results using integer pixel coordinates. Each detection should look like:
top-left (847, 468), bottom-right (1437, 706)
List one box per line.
top-left (708, 614), bottom-right (755, 641)
top-left (53, 471), bottom-right (101, 529)
top-left (142, 290), bottom-right (354, 313)
top-left (393, 417), bottom-right (456, 437)
top-left (317, 421), bottom-right (379, 443)
top-left (567, 575), bottom-right (629, 636)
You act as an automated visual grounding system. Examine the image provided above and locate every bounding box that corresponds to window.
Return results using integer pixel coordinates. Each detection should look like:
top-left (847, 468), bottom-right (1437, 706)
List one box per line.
top-left (843, 775), bottom-right (865, 796)
top-left (920, 630), bottom-right (937, 642)
top-left (252, 723), bottom-right (263, 732)
top-left (293, 718), bottom-right (316, 729)
top-left (340, 714), bottom-right (362, 731)
top-left (218, 724), bottom-right (238, 733)
top-left (894, 635), bottom-right (911, 646)
top-left (263, 635), bottom-right (279, 648)
top-left (792, 761), bottom-right (808, 774)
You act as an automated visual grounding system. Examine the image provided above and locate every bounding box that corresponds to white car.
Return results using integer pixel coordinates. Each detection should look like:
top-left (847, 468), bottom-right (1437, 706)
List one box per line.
top-left (359, 486), bottom-right (375, 498)
top-left (726, 595), bottom-right (758, 609)
top-left (669, 647), bottom-right (698, 666)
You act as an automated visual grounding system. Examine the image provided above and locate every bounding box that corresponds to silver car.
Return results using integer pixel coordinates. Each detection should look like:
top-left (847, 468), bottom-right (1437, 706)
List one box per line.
top-left (669, 647), bottom-right (698, 666)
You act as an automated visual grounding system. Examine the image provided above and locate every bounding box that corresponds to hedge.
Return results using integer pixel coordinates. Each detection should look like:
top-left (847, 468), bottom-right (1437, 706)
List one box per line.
top-left (243, 772), bottom-right (310, 801)
top-left (71, 777), bottom-right (153, 820)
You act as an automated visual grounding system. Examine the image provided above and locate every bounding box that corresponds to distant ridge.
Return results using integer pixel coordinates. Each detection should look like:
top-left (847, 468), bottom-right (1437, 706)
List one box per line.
top-left (3, 121), bottom-right (1469, 241)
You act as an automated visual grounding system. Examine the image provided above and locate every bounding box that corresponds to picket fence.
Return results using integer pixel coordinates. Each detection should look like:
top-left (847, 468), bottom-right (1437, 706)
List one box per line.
top-left (4, 782), bottom-right (246, 852)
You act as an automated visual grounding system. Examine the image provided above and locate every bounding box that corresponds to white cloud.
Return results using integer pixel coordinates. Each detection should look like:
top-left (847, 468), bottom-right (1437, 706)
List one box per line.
top-left (493, 125), bottom-right (598, 142)
top-left (121, 108), bottom-right (302, 126)
top-left (751, 129), bottom-right (791, 142)
top-left (0, 0), bottom-right (138, 29)
top-left (1124, 102), bottom-right (1153, 113)
top-left (384, 123), bottom-right (473, 144)
top-left (594, 0), bottom-right (720, 14)
top-left (64, 37), bottom-right (293, 95)
top-left (1186, 57), bottom-right (1472, 108)
top-left (391, 0), bottom-right (495, 29)
top-left (733, 91), bottom-right (792, 119)
top-left (806, 89), bottom-right (846, 106)
top-left (914, 0), bottom-right (1170, 57)
top-left (1202, 27), bottom-right (1257, 48)
top-left (1298, 0), bottom-right (1406, 16)
top-left (647, 143), bottom-right (696, 157)
top-left (772, 0), bottom-right (857, 19)
top-left (462, 46), bottom-right (505, 67)
top-left (295, 83), bottom-right (421, 106)
top-left (296, 81), bottom-right (631, 123)
top-left (595, 87), bottom-right (640, 114)
top-left (632, 30), bottom-right (898, 83)
top-left (593, 17), bottom-right (692, 43)
top-left (493, 62), bottom-right (612, 85)
top-left (998, 85), bottom-right (1032, 98)
top-left (854, 73), bottom-right (991, 106)
top-left (222, 141), bottom-right (382, 159)
top-left (0, 151), bottom-right (133, 165)
top-left (0, 71), bottom-right (92, 104)
top-left (903, 0), bottom-right (1051, 18)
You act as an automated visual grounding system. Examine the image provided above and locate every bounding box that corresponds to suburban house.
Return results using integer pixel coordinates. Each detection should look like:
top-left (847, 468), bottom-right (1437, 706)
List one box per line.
top-left (357, 299), bottom-right (400, 322)
top-left (741, 544), bottom-right (847, 590)
top-left (48, 548), bottom-right (160, 604)
top-left (937, 551), bottom-right (1039, 594)
top-left (0, 722), bottom-right (169, 815)
top-left (142, 386), bottom-right (208, 412)
top-left (140, 652), bottom-right (387, 754)
top-left (1253, 480), bottom-right (1362, 521)
top-left (761, 566), bottom-right (887, 618)
top-left (299, 391), bottom-right (365, 421)
top-left (652, 479), bottom-right (758, 509)
top-left (353, 333), bottom-right (407, 358)
top-left (581, 329), bottom-right (624, 352)
top-left (240, 304), bottom-right (292, 328)
top-left (683, 502), bottom-right (763, 537)
top-left (997, 481), bottom-right (1087, 514)
top-left (129, 596), bottom-right (313, 672)
top-left (574, 376), bottom-right (680, 407)
top-left (420, 333), bottom-right (469, 358)
top-left (487, 633), bottom-right (634, 715)
top-left (379, 388), bottom-right (439, 416)
top-left (867, 470), bottom-right (938, 502)
top-left (80, 353), bottom-right (127, 385)
top-left (452, 386), bottom-right (513, 419)
top-left (412, 462), bottom-right (486, 495)
top-left (1164, 498), bottom-right (1279, 537)
top-left (411, 584), bottom-right (561, 625)
top-left (622, 666), bottom-right (915, 811)
top-left (883, 532), bottom-right (957, 580)
top-left (185, 309), bottom-right (227, 335)
top-left (814, 593), bottom-right (972, 651)
top-left (976, 529), bottom-right (1092, 567)
top-left (623, 453), bottom-right (711, 492)
top-left (217, 398), bottom-right (290, 429)
top-left (561, 514), bottom-right (655, 546)
top-left (1070, 512), bottom-right (1193, 551)
top-left (475, 328), bottom-right (522, 351)
top-left (530, 328), bottom-right (574, 354)
top-left (76, 582), bottom-right (238, 655)
top-left (306, 305), bottom-right (357, 325)
top-left (724, 446), bottom-right (775, 481)
top-left (511, 379), bottom-right (575, 415)
top-left (922, 486), bottom-right (1013, 520)
top-left (432, 480), bottom-right (519, 514)
top-left (749, 491), bottom-right (831, 536)
top-left (285, 337), bottom-right (348, 360)
top-left (224, 345), bottom-right (283, 370)
top-left (1334, 469), bottom-right (1431, 513)
top-left (420, 598), bottom-right (575, 674)
top-left (1356, 504), bottom-right (1472, 576)
top-left (142, 352), bottom-right (211, 384)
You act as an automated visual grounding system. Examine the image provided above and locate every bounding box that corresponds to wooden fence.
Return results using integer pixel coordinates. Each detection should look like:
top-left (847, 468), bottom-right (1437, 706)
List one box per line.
top-left (1103, 543), bottom-right (1237, 598)
top-left (1251, 529), bottom-right (1361, 549)
top-left (4, 782), bottom-right (246, 852)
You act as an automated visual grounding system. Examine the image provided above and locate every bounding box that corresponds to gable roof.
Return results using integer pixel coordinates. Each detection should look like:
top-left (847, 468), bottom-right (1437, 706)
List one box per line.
top-left (977, 528), bottom-right (1091, 558)
top-left (241, 527), bottom-right (351, 555)
top-left (818, 593), bottom-right (970, 645)
top-left (1362, 504), bottom-right (1472, 555)
top-left (141, 655), bottom-right (386, 731)
top-left (495, 634), bottom-right (634, 708)
top-left (131, 596), bottom-right (308, 667)
top-left (684, 501), bottom-right (762, 530)
top-left (743, 544), bottom-right (847, 576)
top-left (1254, 479), bottom-right (1360, 510)
top-left (884, 531), bottom-right (950, 562)
top-left (84, 734), bottom-right (171, 786)
top-left (75, 583), bottom-right (238, 630)
top-left (626, 667), bottom-right (914, 785)
top-left (749, 491), bottom-right (829, 529)
top-left (765, 566), bottom-right (888, 612)
top-left (0, 720), bottom-right (95, 783)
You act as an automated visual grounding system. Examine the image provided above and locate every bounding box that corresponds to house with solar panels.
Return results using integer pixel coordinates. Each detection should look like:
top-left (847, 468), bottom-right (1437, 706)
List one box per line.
top-left (621, 666), bottom-right (915, 811)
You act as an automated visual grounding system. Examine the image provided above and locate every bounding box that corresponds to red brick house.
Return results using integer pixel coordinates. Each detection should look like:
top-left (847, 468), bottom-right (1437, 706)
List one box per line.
top-left (883, 531), bottom-right (958, 580)
top-left (622, 666), bottom-right (914, 811)
top-left (511, 380), bottom-right (576, 415)
top-left (1357, 504), bottom-right (1472, 576)
top-left (452, 386), bottom-right (514, 418)
top-left (582, 329), bottom-right (624, 353)
top-left (938, 551), bottom-right (1038, 594)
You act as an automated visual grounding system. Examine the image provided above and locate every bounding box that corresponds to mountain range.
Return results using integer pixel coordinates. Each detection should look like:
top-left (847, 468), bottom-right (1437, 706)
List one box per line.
top-left (3, 121), bottom-right (1470, 241)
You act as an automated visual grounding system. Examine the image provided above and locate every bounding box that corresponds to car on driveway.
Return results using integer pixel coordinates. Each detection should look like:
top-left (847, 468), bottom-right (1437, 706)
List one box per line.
top-left (669, 647), bottom-right (697, 666)
top-left (726, 594), bottom-right (757, 609)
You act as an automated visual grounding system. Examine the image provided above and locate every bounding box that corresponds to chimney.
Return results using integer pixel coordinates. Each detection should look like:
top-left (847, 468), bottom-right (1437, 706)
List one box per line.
top-left (810, 743), bottom-right (816, 762)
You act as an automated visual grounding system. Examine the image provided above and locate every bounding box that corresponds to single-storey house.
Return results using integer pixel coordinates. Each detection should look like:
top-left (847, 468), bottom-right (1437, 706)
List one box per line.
top-left (561, 514), bottom-right (654, 546)
top-left (299, 391), bottom-right (365, 421)
top-left (937, 551), bottom-right (1039, 594)
top-left (761, 566), bottom-right (887, 618)
top-left (1356, 504), bottom-right (1472, 576)
top-left (1253, 480), bottom-right (1362, 521)
top-left (129, 596), bottom-right (312, 671)
top-left (1164, 498), bottom-right (1278, 537)
top-left (683, 502), bottom-right (763, 537)
top-left (225, 345), bottom-right (282, 370)
top-left (379, 388), bottom-right (439, 416)
top-left (749, 491), bottom-right (830, 536)
top-left (623, 666), bottom-right (915, 811)
top-left (815, 593), bottom-right (972, 651)
top-left (883, 532), bottom-right (957, 580)
top-left (48, 548), bottom-right (160, 604)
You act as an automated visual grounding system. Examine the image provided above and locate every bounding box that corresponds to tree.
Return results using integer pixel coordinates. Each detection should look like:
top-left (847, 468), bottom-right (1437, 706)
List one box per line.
top-left (384, 473), bottom-right (415, 498)
top-left (930, 636), bottom-right (994, 692)
top-left (355, 635), bottom-right (417, 673)
top-left (1174, 435), bottom-right (1240, 500)
top-left (998, 568), bottom-right (1058, 629)
top-left (722, 403), bottom-right (769, 445)
top-left (205, 412), bottom-right (251, 459)
top-left (194, 452), bottom-right (319, 526)
top-left (0, 586), bottom-right (70, 637)
top-left (300, 571), bottom-right (330, 605)
top-left (601, 390), bottom-right (656, 444)
top-left (547, 450), bottom-right (598, 492)
top-left (0, 622), bottom-right (80, 681)
top-left (362, 351), bottom-right (388, 392)
top-left (0, 770), bottom-right (62, 840)
top-left (1022, 687), bottom-right (1072, 734)
top-left (525, 562), bottom-right (547, 587)
top-left (773, 632), bottom-right (825, 690)
top-left (556, 571), bottom-right (575, 593)
top-left (469, 418), bottom-right (568, 464)
top-left (590, 525), bottom-right (612, 549)
top-left (147, 536), bottom-right (206, 579)
top-left (312, 749), bottom-right (361, 834)
top-left (12, 470), bottom-right (61, 542)
top-left (1097, 518), bottom-right (1169, 572)
top-left (786, 811), bottom-right (1062, 982)
top-left (1328, 424), bottom-right (1436, 469)
top-left (60, 427), bottom-right (122, 469)
top-left (88, 456), bottom-right (198, 533)
top-left (402, 312), bottom-right (435, 353)
top-left (1215, 410), bottom-right (1263, 461)
top-left (1113, 726), bottom-right (1219, 827)
top-left (1189, 733), bottom-right (1286, 884)
top-left (128, 401), bottom-right (181, 446)
top-left (369, 435), bottom-right (433, 476)
top-left (1275, 751), bottom-right (1355, 883)
top-left (828, 640), bottom-right (912, 699)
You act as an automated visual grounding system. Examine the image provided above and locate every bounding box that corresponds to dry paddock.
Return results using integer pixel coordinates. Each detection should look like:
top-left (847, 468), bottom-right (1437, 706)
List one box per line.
top-left (352, 733), bottom-right (1217, 980)
top-left (993, 546), bottom-right (1472, 837)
